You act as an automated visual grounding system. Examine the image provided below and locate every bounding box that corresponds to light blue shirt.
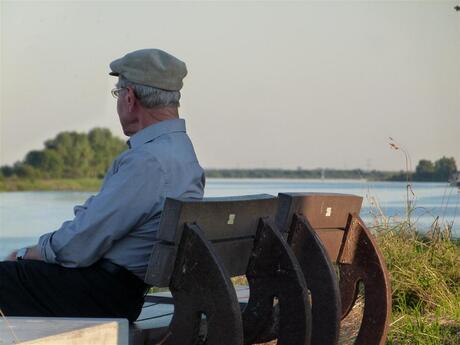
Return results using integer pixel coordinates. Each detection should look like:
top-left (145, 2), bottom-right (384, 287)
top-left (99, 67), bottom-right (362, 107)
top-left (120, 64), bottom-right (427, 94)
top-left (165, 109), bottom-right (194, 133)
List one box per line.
top-left (38, 119), bottom-right (205, 279)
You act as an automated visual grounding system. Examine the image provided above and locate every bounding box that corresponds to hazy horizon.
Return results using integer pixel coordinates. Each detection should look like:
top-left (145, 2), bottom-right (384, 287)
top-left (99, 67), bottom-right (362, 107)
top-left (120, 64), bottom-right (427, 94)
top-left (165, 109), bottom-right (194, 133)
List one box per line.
top-left (1, 1), bottom-right (459, 171)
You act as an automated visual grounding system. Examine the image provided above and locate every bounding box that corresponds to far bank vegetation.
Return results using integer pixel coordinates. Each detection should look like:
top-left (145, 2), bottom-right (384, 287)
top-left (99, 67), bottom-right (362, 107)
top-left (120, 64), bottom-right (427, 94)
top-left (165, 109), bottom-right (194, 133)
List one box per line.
top-left (0, 128), bottom-right (457, 191)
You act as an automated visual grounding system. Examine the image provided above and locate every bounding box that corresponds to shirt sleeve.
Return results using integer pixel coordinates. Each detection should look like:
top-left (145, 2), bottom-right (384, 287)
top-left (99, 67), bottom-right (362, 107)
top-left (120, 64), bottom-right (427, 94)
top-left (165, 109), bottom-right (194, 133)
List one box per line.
top-left (38, 151), bottom-right (165, 267)
top-left (73, 195), bottom-right (95, 216)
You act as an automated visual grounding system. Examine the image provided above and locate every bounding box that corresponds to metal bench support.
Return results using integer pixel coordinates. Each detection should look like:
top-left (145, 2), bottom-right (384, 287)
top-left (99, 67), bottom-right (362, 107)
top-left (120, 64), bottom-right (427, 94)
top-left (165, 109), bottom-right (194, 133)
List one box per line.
top-left (164, 223), bottom-right (243, 345)
top-left (243, 218), bottom-right (312, 345)
top-left (275, 193), bottom-right (391, 345)
top-left (338, 215), bottom-right (391, 345)
top-left (287, 213), bottom-right (341, 345)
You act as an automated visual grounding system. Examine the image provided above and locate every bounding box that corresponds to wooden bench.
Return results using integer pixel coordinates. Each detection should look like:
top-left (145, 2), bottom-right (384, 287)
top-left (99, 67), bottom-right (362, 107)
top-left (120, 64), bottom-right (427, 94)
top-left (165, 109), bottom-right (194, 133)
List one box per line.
top-left (130, 192), bottom-right (391, 345)
top-left (276, 193), bottom-right (391, 345)
top-left (130, 194), bottom-right (312, 345)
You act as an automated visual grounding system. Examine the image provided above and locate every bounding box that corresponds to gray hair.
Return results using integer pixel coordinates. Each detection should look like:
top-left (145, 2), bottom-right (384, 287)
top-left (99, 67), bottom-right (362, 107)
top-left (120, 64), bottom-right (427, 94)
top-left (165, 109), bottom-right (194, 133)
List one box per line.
top-left (117, 77), bottom-right (181, 108)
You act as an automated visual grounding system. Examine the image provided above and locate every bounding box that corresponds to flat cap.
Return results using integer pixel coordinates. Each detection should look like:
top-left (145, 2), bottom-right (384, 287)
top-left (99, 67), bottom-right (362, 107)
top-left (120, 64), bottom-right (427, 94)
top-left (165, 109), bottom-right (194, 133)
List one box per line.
top-left (109, 49), bottom-right (187, 91)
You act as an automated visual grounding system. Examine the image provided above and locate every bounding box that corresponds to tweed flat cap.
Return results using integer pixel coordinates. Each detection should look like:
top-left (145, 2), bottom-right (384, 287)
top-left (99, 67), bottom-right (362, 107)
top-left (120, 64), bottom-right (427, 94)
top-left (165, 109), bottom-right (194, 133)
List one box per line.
top-left (109, 49), bottom-right (187, 91)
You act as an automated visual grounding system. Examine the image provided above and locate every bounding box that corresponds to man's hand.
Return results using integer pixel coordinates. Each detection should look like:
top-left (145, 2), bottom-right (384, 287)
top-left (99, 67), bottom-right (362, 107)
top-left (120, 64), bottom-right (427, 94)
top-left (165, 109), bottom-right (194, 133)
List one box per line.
top-left (25, 246), bottom-right (43, 260)
top-left (5, 250), bottom-right (18, 261)
top-left (5, 246), bottom-right (43, 261)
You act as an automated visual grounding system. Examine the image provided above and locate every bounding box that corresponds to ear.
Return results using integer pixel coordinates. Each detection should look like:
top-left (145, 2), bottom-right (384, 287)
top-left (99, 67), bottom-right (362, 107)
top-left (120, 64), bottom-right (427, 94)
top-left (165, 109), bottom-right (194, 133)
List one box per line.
top-left (126, 87), bottom-right (137, 112)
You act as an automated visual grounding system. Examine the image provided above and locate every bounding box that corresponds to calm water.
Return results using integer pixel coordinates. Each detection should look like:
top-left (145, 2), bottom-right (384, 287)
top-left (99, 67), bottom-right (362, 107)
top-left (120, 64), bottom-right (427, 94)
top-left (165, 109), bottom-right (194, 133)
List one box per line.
top-left (1, 179), bottom-right (458, 258)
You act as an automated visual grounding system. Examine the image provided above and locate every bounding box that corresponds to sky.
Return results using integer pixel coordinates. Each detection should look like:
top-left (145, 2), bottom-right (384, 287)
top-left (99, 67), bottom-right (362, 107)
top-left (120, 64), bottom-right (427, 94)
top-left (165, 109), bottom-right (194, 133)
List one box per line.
top-left (1, 1), bottom-right (459, 171)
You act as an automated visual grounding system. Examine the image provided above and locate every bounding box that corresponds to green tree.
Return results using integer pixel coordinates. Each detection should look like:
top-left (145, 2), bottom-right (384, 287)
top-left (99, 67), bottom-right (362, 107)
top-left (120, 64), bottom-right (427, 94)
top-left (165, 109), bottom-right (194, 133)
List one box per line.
top-left (13, 162), bottom-right (39, 178)
top-left (45, 132), bottom-right (94, 178)
top-left (25, 149), bottom-right (64, 178)
top-left (433, 157), bottom-right (457, 181)
top-left (2, 128), bottom-right (126, 180)
top-left (88, 128), bottom-right (126, 178)
top-left (414, 159), bottom-right (435, 181)
top-left (1, 165), bottom-right (15, 178)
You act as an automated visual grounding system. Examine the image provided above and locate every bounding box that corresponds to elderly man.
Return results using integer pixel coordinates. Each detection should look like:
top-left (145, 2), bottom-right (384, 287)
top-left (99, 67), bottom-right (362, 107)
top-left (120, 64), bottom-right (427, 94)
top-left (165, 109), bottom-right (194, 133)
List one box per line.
top-left (0, 49), bottom-right (205, 322)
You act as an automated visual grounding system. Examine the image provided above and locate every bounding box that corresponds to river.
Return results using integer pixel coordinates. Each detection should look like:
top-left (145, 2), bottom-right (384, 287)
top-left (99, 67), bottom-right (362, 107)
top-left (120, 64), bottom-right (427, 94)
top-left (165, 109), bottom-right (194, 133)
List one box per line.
top-left (1, 178), bottom-right (458, 258)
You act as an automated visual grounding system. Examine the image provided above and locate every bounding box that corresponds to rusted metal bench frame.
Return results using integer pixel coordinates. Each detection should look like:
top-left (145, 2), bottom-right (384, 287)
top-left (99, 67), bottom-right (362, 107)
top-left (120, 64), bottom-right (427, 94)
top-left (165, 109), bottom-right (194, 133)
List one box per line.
top-left (243, 217), bottom-right (311, 345)
top-left (276, 193), bottom-right (391, 345)
top-left (132, 195), bottom-right (312, 345)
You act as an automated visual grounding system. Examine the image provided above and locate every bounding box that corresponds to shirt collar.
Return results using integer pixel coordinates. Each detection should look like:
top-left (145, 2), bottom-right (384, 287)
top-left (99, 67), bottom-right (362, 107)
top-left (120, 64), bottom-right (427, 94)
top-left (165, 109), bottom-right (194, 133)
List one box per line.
top-left (128, 118), bottom-right (186, 149)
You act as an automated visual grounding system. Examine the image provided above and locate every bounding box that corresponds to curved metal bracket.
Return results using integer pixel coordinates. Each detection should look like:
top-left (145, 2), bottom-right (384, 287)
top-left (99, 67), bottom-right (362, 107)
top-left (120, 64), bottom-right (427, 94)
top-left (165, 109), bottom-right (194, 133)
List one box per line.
top-left (338, 215), bottom-right (391, 345)
top-left (163, 223), bottom-right (244, 345)
top-left (288, 213), bottom-right (341, 345)
top-left (243, 218), bottom-right (312, 345)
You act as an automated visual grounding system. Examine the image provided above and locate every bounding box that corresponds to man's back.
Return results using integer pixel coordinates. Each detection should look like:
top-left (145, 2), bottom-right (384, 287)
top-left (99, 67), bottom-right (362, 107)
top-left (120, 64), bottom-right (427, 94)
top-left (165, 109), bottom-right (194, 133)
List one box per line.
top-left (104, 118), bottom-right (205, 279)
top-left (37, 118), bottom-right (204, 279)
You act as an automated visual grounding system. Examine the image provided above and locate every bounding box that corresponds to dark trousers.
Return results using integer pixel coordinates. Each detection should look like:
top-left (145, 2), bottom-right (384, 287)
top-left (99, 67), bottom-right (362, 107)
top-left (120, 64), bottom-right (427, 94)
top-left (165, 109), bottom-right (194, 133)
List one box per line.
top-left (0, 260), bottom-right (148, 323)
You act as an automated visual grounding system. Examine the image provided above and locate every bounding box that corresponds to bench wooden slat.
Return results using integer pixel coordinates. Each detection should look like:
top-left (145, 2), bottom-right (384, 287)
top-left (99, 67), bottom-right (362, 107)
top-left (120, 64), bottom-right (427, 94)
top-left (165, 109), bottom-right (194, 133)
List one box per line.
top-left (315, 228), bottom-right (345, 262)
top-left (211, 238), bottom-right (255, 276)
top-left (277, 192), bottom-right (363, 230)
top-left (145, 194), bottom-right (277, 286)
top-left (158, 194), bottom-right (277, 243)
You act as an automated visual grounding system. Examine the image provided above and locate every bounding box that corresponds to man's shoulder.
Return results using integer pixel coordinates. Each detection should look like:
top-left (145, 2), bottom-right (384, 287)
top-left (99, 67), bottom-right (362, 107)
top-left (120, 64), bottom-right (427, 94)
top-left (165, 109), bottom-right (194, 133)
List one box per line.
top-left (113, 148), bottom-right (161, 171)
top-left (114, 129), bottom-right (198, 169)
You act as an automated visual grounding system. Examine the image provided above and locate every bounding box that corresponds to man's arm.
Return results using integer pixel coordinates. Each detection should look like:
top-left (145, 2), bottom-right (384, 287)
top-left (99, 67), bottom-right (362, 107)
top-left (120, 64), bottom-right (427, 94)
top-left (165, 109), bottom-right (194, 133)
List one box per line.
top-left (38, 152), bottom-right (164, 267)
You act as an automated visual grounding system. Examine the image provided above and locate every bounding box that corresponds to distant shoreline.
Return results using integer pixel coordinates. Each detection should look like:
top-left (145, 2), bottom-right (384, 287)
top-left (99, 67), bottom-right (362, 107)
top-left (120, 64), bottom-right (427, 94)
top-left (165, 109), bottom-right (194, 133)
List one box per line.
top-left (0, 178), bottom-right (102, 192)
top-left (0, 174), bottom-right (454, 192)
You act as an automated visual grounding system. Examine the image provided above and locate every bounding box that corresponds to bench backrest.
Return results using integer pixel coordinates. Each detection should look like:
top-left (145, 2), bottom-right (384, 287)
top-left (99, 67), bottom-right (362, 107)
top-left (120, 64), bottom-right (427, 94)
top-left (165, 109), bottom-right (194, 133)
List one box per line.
top-left (145, 194), bottom-right (278, 286)
top-left (276, 192), bottom-right (363, 262)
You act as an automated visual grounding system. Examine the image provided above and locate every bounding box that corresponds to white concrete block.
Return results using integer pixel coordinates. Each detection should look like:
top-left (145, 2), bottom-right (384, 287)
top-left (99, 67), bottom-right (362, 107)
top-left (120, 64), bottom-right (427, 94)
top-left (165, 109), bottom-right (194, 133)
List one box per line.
top-left (0, 317), bottom-right (128, 345)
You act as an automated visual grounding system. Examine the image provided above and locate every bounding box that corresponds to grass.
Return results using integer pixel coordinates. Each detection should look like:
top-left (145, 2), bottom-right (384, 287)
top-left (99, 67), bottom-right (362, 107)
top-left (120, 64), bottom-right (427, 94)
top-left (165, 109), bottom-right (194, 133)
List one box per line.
top-left (375, 222), bottom-right (460, 345)
top-left (0, 177), bottom-right (101, 192)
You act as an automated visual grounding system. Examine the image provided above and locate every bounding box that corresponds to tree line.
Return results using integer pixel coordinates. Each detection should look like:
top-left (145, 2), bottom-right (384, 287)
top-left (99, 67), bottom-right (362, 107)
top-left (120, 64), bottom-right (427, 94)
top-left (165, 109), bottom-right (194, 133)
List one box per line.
top-left (206, 157), bottom-right (457, 182)
top-left (413, 157), bottom-right (457, 182)
top-left (205, 168), bottom-right (396, 180)
top-left (1, 128), bottom-right (127, 179)
top-left (1, 128), bottom-right (457, 182)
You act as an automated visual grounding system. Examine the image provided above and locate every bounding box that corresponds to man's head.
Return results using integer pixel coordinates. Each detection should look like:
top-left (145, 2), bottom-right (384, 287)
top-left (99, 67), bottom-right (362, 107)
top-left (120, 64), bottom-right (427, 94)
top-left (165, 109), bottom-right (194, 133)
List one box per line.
top-left (109, 49), bottom-right (187, 136)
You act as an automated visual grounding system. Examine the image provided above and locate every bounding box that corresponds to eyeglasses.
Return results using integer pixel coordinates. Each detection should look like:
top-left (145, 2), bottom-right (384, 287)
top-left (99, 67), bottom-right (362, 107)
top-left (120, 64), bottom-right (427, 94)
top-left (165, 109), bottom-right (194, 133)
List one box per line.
top-left (111, 87), bottom-right (126, 99)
